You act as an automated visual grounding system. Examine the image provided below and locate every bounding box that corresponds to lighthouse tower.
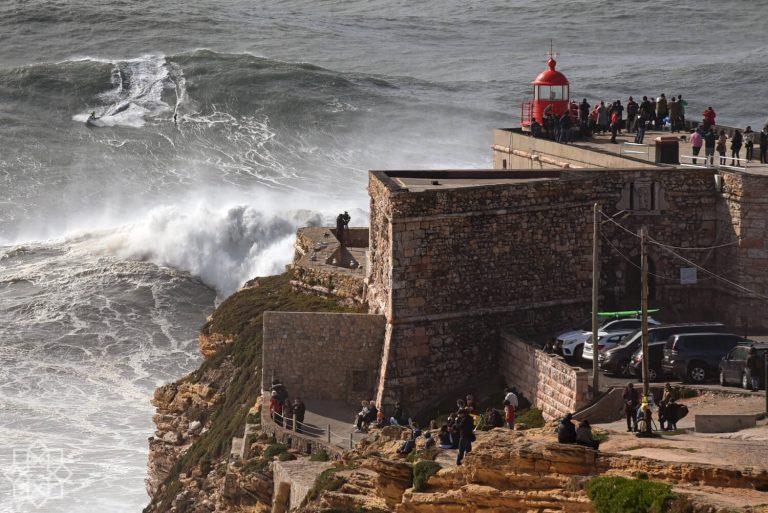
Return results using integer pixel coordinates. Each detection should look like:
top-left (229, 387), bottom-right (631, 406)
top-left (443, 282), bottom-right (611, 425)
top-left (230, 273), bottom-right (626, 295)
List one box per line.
top-left (521, 55), bottom-right (571, 126)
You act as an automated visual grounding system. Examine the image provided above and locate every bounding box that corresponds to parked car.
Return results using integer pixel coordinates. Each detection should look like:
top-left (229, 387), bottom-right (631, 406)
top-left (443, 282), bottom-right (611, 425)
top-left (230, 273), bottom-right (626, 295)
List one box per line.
top-left (582, 330), bottom-right (635, 362)
top-left (556, 317), bottom-right (658, 360)
top-left (600, 323), bottom-right (726, 376)
top-left (719, 343), bottom-right (767, 389)
top-left (628, 342), bottom-right (668, 381)
top-left (661, 333), bottom-right (745, 383)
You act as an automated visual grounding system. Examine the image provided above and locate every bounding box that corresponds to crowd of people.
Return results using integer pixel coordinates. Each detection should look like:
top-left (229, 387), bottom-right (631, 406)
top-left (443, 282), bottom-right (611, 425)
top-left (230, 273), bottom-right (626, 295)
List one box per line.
top-left (530, 93), bottom-right (768, 166)
top-left (622, 382), bottom-right (689, 433)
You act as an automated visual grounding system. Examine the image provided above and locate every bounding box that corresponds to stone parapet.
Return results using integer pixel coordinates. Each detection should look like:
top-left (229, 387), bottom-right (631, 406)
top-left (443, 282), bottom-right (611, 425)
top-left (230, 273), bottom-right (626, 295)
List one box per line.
top-left (499, 331), bottom-right (590, 420)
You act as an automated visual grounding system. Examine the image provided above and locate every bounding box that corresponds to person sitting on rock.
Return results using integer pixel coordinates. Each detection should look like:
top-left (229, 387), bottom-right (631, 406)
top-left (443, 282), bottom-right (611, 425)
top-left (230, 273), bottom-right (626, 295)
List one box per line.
top-left (354, 400), bottom-right (369, 430)
top-left (397, 424), bottom-right (421, 456)
top-left (423, 431), bottom-right (436, 449)
top-left (438, 425), bottom-right (454, 449)
top-left (557, 413), bottom-right (577, 444)
top-left (575, 420), bottom-right (599, 450)
top-left (374, 409), bottom-right (388, 429)
top-left (465, 395), bottom-right (476, 414)
top-left (390, 401), bottom-right (410, 426)
top-left (355, 400), bottom-right (378, 432)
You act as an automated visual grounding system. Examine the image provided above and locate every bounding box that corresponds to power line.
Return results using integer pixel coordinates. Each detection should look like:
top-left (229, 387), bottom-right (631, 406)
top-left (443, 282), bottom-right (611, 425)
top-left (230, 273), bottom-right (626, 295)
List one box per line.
top-left (654, 243), bottom-right (768, 302)
top-left (599, 210), bottom-right (740, 251)
top-left (599, 232), bottom-right (687, 282)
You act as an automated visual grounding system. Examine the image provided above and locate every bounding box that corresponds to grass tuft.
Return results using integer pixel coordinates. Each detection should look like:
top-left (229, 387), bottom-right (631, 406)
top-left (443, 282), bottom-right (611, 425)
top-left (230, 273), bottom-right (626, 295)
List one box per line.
top-left (412, 460), bottom-right (441, 492)
top-left (586, 476), bottom-right (675, 513)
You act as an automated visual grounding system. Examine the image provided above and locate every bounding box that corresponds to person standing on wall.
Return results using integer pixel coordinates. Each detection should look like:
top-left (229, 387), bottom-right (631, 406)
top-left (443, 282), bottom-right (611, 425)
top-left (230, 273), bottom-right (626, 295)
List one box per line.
top-left (717, 130), bottom-right (728, 166)
top-left (668, 97), bottom-right (681, 133)
top-left (456, 408), bottom-right (475, 465)
top-left (623, 382), bottom-right (639, 432)
top-left (579, 98), bottom-right (591, 130)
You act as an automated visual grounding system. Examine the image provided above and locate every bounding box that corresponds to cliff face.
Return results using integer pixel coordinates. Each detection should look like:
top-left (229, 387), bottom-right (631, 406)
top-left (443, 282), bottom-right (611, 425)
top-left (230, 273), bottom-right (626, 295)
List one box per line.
top-left (297, 426), bottom-right (768, 513)
top-left (144, 272), bottom-right (364, 513)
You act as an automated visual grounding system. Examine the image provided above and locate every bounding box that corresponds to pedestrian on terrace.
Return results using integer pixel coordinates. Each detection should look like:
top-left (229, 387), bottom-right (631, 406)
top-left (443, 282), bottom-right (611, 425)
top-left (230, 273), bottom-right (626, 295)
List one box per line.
top-left (283, 398), bottom-right (294, 430)
top-left (504, 399), bottom-right (516, 429)
top-left (691, 128), bottom-right (703, 165)
top-left (623, 383), bottom-right (639, 432)
top-left (597, 101), bottom-right (609, 134)
top-left (269, 391), bottom-right (283, 426)
top-left (656, 94), bottom-right (668, 130)
top-left (744, 126), bottom-right (756, 162)
top-left (626, 96), bottom-right (639, 132)
top-left (717, 130), bottom-right (728, 165)
top-left (702, 106), bottom-right (716, 130)
top-left (759, 126), bottom-right (768, 164)
top-left (704, 127), bottom-right (717, 165)
top-left (293, 397), bottom-right (306, 433)
top-left (456, 408), bottom-right (475, 465)
top-left (731, 129), bottom-right (743, 166)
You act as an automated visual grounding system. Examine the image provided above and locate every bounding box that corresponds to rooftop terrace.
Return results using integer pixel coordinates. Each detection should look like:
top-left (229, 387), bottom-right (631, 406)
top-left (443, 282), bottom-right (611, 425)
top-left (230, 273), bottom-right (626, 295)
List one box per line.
top-left (377, 169), bottom-right (563, 192)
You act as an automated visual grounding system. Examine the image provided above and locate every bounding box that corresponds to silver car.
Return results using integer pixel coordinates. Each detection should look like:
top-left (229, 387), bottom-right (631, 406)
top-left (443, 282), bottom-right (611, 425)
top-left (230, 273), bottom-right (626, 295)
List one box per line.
top-left (582, 330), bottom-right (636, 362)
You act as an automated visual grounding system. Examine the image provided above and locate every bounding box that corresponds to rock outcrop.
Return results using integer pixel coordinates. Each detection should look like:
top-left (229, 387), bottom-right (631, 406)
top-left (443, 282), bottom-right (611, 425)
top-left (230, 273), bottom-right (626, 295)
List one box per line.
top-left (199, 318), bottom-right (234, 358)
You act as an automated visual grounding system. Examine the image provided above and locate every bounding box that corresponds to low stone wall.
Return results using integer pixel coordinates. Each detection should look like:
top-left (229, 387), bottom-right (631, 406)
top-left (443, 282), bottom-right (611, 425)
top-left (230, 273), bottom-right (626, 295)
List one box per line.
top-left (273, 459), bottom-right (333, 511)
top-left (499, 331), bottom-right (590, 420)
top-left (262, 311), bottom-right (386, 407)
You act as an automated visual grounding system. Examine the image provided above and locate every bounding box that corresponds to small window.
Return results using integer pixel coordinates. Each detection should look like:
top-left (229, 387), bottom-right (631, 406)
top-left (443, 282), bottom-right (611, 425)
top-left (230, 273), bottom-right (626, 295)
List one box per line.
top-left (502, 159), bottom-right (507, 169)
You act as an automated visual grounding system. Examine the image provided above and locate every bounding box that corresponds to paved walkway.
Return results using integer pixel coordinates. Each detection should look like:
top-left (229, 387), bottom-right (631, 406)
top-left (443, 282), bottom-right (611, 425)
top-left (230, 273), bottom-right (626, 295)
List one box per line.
top-left (288, 399), bottom-right (367, 450)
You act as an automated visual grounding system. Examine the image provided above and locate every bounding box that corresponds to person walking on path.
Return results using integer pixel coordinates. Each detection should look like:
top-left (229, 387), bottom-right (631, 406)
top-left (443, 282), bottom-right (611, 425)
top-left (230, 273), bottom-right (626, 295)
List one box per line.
top-left (704, 127), bottom-right (717, 165)
top-left (293, 397), bottom-right (306, 433)
top-left (609, 110), bottom-right (620, 143)
top-left (623, 383), bottom-right (639, 432)
top-left (731, 129), bottom-right (743, 166)
top-left (456, 408), bottom-right (475, 465)
top-left (691, 128), bottom-right (703, 164)
top-left (760, 126), bottom-right (768, 164)
top-left (744, 126), bottom-right (756, 162)
top-left (558, 111), bottom-right (571, 143)
top-left (746, 346), bottom-right (761, 392)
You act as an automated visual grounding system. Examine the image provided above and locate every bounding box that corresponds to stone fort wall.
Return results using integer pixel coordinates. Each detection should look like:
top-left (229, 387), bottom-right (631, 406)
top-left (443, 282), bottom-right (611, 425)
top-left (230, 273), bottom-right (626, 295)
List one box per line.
top-left (367, 166), bottom-right (748, 412)
top-left (262, 312), bottom-right (386, 407)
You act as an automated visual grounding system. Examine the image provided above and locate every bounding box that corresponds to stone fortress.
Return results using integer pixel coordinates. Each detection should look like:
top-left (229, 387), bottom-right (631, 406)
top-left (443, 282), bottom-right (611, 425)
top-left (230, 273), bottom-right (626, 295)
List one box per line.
top-left (263, 80), bottom-right (768, 423)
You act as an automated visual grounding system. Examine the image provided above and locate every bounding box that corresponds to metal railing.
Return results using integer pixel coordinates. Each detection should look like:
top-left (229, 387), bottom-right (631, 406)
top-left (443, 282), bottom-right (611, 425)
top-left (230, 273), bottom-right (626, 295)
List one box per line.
top-left (679, 154), bottom-right (748, 171)
top-left (269, 411), bottom-right (356, 449)
top-left (620, 141), bottom-right (651, 159)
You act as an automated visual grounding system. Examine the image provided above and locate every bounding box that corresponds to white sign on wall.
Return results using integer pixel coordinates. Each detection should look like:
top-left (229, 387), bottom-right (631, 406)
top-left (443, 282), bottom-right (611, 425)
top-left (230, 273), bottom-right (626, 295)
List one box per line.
top-left (680, 267), bottom-right (697, 285)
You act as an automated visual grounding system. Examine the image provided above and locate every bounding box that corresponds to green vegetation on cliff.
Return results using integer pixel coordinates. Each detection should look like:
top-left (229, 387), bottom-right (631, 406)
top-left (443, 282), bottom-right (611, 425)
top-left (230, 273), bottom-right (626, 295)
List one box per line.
top-left (586, 476), bottom-right (675, 513)
top-left (147, 272), bottom-right (364, 512)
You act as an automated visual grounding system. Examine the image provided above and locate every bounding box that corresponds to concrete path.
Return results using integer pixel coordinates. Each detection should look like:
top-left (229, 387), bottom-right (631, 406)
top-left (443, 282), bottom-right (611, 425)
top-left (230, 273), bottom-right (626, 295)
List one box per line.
top-left (296, 399), bottom-right (367, 450)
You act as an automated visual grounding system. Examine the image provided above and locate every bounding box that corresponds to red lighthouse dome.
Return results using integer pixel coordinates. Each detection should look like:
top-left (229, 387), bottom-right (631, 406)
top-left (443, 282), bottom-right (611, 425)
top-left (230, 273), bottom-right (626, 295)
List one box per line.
top-left (521, 56), bottom-right (572, 127)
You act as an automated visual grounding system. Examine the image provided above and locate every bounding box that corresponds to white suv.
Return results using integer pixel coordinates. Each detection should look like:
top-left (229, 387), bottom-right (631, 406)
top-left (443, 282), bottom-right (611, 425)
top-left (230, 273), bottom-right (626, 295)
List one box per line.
top-left (582, 330), bottom-right (636, 362)
top-left (556, 318), bottom-right (659, 360)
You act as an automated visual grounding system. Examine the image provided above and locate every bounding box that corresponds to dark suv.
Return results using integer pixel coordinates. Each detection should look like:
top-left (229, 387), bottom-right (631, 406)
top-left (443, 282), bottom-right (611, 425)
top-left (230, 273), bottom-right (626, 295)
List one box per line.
top-left (628, 343), bottom-right (666, 381)
top-left (600, 323), bottom-right (726, 376)
top-left (662, 333), bottom-right (745, 382)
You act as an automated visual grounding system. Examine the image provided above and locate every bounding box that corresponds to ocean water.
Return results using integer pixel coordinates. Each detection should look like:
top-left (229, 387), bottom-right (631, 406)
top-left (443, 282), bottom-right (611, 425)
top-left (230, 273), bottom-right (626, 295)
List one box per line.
top-left (0, 1), bottom-right (766, 511)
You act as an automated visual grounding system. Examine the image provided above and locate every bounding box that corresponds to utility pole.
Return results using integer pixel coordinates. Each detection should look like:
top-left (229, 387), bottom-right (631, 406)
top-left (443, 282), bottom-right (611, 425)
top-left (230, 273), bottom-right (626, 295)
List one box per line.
top-left (592, 203), bottom-right (600, 396)
top-left (640, 225), bottom-right (652, 433)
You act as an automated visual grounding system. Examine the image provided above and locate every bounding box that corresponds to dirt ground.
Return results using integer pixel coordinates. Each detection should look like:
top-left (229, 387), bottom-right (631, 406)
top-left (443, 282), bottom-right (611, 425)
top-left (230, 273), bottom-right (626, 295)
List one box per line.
top-left (596, 392), bottom-right (768, 510)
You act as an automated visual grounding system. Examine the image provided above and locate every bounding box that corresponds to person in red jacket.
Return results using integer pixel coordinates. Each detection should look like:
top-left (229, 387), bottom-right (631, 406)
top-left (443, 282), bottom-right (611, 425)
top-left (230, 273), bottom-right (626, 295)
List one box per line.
top-left (269, 391), bottom-right (283, 425)
top-left (610, 110), bottom-right (620, 143)
top-left (702, 107), bottom-right (716, 129)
